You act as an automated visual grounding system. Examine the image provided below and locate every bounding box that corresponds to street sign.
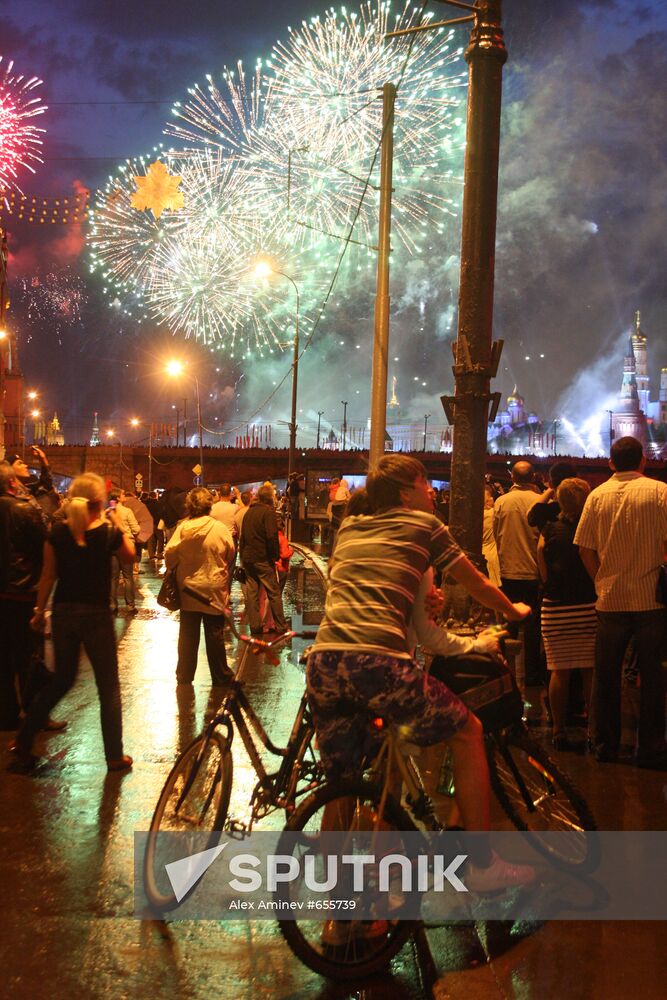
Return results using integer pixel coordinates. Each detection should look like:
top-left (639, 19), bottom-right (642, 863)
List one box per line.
top-left (193, 475), bottom-right (202, 486)
top-left (192, 464), bottom-right (202, 476)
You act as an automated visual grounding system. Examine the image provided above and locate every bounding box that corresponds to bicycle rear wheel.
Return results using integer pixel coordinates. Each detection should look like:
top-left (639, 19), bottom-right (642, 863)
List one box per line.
top-left (143, 732), bottom-right (233, 910)
top-left (487, 728), bottom-right (598, 871)
top-left (276, 779), bottom-right (419, 980)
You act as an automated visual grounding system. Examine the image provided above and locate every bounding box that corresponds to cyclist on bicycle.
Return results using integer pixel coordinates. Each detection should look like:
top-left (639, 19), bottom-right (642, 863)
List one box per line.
top-left (307, 454), bottom-right (534, 890)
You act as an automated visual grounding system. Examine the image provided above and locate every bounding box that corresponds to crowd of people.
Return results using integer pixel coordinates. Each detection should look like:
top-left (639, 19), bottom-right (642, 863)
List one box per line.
top-left (0, 448), bottom-right (294, 773)
top-left (2, 435), bottom-right (665, 786)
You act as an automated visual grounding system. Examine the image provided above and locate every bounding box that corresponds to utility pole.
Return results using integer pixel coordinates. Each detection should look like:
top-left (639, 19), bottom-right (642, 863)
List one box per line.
top-left (442, 0), bottom-right (508, 562)
top-left (316, 410), bottom-right (324, 449)
top-left (368, 82), bottom-right (396, 467)
top-left (341, 400), bottom-right (348, 451)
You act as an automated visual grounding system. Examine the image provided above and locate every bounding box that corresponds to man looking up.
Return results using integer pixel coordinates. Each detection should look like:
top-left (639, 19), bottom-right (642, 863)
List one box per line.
top-left (239, 484), bottom-right (287, 635)
top-left (493, 461), bottom-right (543, 698)
top-left (0, 462), bottom-right (47, 729)
top-left (575, 436), bottom-right (667, 767)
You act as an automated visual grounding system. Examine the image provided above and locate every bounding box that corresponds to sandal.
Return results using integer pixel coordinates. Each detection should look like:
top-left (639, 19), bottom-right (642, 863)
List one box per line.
top-left (107, 755), bottom-right (133, 772)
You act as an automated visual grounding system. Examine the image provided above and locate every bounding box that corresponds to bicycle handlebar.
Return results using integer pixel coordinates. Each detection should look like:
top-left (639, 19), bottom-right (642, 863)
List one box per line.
top-left (223, 609), bottom-right (317, 649)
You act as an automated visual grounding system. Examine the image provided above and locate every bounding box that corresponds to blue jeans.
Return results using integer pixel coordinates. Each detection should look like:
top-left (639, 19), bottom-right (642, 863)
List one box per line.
top-left (594, 610), bottom-right (666, 756)
top-left (17, 604), bottom-right (124, 761)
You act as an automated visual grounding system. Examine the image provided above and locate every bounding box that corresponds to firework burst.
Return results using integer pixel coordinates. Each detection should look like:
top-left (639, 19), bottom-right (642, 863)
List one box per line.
top-left (90, 1), bottom-right (467, 356)
top-left (0, 56), bottom-right (47, 195)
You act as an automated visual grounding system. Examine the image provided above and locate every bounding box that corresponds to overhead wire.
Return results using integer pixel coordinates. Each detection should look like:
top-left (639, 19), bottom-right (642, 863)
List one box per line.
top-left (205, 0), bottom-right (433, 439)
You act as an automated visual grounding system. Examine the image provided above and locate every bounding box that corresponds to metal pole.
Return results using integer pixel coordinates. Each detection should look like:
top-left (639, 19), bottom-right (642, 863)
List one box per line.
top-left (369, 82), bottom-right (396, 466)
top-left (341, 401), bottom-right (348, 451)
top-left (316, 410), bottom-right (324, 449)
top-left (175, 406), bottom-right (180, 445)
top-left (182, 397), bottom-right (188, 447)
top-left (423, 413), bottom-right (431, 451)
top-left (119, 441), bottom-right (123, 491)
top-left (195, 377), bottom-right (205, 485)
top-left (448, 1), bottom-right (507, 561)
top-left (148, 425), bottom-right (153, 493)
top-left (283, 274), bottom-right (300, 485)
top-left (0, 231), bottom-right (9, 457)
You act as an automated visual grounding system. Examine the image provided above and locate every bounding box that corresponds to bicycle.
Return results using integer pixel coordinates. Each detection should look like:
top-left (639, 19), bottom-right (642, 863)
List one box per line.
top-left (275, 655), bottom-right (597, 980)
top-left (143, 614), bottom-right (322, 912)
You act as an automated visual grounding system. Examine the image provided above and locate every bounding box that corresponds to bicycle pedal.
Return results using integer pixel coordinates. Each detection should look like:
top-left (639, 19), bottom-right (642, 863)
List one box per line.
top-left (225, 818), bottom-right (249, 838)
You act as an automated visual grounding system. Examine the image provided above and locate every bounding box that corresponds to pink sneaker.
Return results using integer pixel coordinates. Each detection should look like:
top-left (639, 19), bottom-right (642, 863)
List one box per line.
top-left (465, 851), bottom-right (535, 892)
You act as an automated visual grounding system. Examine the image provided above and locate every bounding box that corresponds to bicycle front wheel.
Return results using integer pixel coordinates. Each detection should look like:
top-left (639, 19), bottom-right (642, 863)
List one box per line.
top-left (276, 779), bottom-right (419, 980)
top-left (487, 729), bottom-right (598, 871)
top-left (143, 732), bottom-right (233, 911)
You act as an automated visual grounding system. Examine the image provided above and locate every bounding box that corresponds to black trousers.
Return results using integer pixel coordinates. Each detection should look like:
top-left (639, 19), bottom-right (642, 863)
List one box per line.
top-left (500, 577), bottom-right (544, 687)
top-left (0, 597), bottom-right (35, 729)
top-left (17, 604), bottom-right (124, 761)
top-left (594, 610), bottom-right (666, 756)
top-left (243, 561), bottom-right (287, 633)
top-left (176, 610), bottom-right (231, 685)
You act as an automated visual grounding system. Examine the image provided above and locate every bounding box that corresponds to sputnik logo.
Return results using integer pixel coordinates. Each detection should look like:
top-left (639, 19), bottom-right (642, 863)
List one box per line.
top-left (165, 843), bottom-right (228, 902)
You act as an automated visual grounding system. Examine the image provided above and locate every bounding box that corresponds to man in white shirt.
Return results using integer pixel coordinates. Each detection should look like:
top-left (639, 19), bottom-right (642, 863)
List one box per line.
top-left (210, 483), bottom-right (238, 536)
top-left (575, 437), bottom-right (667, 767)
top-left (493, 461), bottom-right (542, 687)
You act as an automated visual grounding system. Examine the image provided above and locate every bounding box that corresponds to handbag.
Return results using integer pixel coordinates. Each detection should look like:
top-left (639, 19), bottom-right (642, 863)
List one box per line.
top-left (157, 566), bottom-right (180, 611)
top-left (429, 653), bottom-right (523, 733)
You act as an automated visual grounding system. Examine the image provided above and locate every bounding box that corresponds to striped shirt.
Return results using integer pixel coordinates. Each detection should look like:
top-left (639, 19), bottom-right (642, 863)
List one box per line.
top-left (573, 472), bottom-right (667, 611)
top-left (314, 508), bottom-right (464, 658)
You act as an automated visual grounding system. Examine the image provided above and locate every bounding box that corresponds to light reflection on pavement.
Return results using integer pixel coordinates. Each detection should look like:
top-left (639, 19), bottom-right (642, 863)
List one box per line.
top-left (1, 551), bottom-right (665, 999)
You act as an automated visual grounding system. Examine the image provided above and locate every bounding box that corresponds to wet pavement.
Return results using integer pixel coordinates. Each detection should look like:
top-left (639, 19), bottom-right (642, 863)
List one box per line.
top-left (1, 551), bottom-right (666, 1000)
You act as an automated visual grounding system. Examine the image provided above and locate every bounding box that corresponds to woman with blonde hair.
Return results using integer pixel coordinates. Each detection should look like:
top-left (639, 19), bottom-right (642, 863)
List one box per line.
top-left (10, 473), bottom-right (135, 773)
top-left (537, 477), bottom-right (597, 750)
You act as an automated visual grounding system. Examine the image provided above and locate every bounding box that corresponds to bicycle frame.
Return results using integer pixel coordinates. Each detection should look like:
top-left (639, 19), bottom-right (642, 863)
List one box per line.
top-left (177, 627), bottom-right (320, 832)
top-left (366, 727), bottom-right (442, 832)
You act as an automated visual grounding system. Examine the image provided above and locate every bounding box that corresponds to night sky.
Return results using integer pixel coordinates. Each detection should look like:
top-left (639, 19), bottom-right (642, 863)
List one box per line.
top-left (2, 0), bottom-right (667, 450)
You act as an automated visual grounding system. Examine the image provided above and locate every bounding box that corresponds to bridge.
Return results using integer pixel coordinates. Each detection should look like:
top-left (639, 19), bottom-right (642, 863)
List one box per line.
top-left (42, 444), bottom-right (667, 491)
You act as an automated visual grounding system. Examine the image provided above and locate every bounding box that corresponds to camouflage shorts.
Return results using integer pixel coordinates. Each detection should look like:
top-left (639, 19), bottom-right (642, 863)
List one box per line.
top-left (306, 649), bottom-right (469, 778)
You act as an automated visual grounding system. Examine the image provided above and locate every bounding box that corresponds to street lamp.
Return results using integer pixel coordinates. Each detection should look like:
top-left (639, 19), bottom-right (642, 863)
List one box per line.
top-left (106, 429), bottom-right (126, 489)
top-left (166, 360), bottom-right (205, 484)
top-left (254, 260), bottom-right (300, 483)
top-left (131, 417), bottom-right (153, 492)
top-left (423, 413), bottom-right (431, 452)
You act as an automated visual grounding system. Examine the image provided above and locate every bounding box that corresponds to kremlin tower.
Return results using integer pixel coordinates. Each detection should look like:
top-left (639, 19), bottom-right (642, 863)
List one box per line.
top-left (611, 335), bottom-right (646, 444)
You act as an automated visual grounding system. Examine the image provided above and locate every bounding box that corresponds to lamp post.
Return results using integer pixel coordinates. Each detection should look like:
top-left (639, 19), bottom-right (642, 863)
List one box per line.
top-left (19, 389), bottom-right (39, 458)
top-left (341, 400), bottom-right (348, 451)
top-left (423, 413), bottom-right (431, 452)
top-left (316, 410), bottom-right (324, 449)
top-left (0, 327), bottom-right (7, 456)
top-left (166, 361), bottom-right (205, 484)
top-left (106, 429), bottom-right (125, 489)
top-left (254, 262), bottom-right (300, 483)
top-left (130, 418), bottom-right (153, 492)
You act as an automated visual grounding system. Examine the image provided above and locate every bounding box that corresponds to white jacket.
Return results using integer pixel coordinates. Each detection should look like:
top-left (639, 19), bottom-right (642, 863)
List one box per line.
top-left (164, 515), bottom-right (234, 614)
